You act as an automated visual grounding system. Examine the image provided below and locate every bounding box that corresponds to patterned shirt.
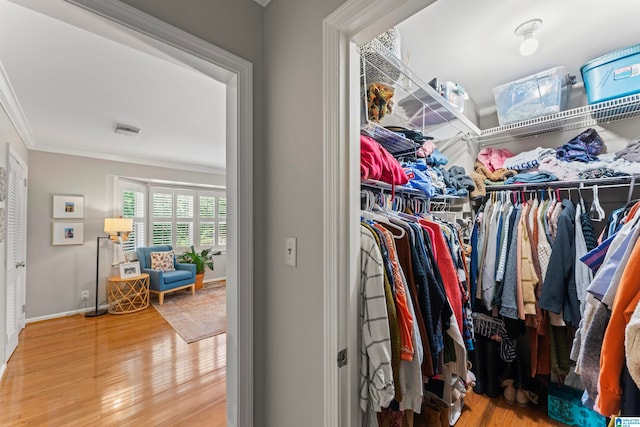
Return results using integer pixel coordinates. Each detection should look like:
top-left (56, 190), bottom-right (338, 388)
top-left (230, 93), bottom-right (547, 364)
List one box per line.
top-left (360, 225), bottom-right (394, 424)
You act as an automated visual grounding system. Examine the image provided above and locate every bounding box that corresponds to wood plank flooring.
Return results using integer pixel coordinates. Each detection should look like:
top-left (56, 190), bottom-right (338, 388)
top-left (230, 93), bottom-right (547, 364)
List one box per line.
top-left (1, 307), bottom-right (567, 426)
top-left (456, 389), bottom-right (566, 427)
top-left (0, 307), bottom-right (226, 426)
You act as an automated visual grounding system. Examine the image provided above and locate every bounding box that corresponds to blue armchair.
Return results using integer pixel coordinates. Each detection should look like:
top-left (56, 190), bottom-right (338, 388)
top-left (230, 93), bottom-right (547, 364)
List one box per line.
top-left (136, 245), bottom-right (196, 305)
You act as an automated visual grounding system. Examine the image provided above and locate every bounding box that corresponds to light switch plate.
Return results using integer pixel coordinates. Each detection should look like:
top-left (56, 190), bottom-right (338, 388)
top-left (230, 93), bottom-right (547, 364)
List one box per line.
top-left (285, 237), bottom-right (297, 267)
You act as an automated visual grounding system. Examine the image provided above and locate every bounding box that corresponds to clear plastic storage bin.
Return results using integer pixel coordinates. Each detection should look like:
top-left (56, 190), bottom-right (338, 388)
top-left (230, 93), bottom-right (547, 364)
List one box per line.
top-left (493, 66), bottom-right (574, 126)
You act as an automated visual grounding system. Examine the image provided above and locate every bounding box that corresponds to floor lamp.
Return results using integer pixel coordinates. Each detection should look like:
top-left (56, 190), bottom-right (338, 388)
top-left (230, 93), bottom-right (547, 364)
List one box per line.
top-left (85, 217), bottom-right (133, 318)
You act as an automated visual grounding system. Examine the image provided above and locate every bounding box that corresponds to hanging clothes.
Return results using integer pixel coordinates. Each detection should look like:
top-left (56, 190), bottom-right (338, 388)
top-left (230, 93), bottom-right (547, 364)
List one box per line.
top-left (358, 192), bottom-right (472, 426)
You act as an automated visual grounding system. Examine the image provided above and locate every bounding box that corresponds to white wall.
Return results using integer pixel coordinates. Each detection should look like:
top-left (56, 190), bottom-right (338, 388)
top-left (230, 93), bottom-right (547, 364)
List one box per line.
top-left (26, 151), bottom-right (224, 319)
top-left (0, 103), bottom-right (29, 369)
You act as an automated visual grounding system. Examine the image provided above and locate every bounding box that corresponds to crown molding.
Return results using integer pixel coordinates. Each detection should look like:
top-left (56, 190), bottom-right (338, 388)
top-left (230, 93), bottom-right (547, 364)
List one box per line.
top-left (253, 0), bottom-right (271, 7)
top-left (0, 61), bottom-right (36, 148)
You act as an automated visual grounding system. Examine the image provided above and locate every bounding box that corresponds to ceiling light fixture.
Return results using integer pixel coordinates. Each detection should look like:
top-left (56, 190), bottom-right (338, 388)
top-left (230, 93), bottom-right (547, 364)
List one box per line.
top-left (515, 19), bottom-right (542, 56)
top-left (114, 123), bottom-right (141, 136)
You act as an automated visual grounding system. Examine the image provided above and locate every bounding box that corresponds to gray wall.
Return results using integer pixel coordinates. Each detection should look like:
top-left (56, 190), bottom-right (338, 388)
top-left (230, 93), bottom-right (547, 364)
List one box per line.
top-left (262, 0), bottom-right (345, 424)
top-left (26, 151), bottom-right (224, 319)
top-left (0, 103), bottom-right (29, 369)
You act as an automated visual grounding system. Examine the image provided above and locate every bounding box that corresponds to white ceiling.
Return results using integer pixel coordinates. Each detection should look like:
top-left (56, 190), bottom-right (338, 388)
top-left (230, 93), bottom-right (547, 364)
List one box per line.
top-left (0, 0), bottom-right (228, 173)
top-left (397, 0), bottom-right (640, 116)
top-left (2, 0), bottom-right (637, 173)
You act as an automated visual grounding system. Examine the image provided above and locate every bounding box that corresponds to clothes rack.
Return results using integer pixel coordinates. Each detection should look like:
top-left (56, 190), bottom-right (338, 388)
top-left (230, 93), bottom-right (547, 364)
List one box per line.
top-left (482, 174), bottom-right (640, 192)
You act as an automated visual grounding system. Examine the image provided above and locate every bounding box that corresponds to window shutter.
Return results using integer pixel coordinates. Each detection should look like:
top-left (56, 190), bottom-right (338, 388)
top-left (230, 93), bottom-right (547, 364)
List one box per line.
top-left (200, 195), bottom-right (215, 218)
top-left (200, 222), bottom-right (215, 246)
top-left (218, 222), bottom-right (227, 246)
top-left (218, 197), bottom-right (227, 219)
top-left (153, 193), bottom-right (172, 217)
top-left (121, 188), bottom-right (145, 252)
top-left (176, 194), bottom-right (194, 218)
top-left (176, 222), bottom-right (194, 247)
top-left (152, 222), bottom-right (172, 245)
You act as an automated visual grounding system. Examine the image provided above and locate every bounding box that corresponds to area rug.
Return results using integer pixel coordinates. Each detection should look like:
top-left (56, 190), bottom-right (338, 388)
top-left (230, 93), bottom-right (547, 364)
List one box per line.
top-left (151, 283), bottom-right (226, 343)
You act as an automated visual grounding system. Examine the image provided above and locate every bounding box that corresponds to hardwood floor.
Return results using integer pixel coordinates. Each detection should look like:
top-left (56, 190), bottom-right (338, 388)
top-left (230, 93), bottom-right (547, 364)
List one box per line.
top-left (0, 307), bottom-right (226, 426)
top-left (456, 389), bottom-right (567, 427)
top-left (1, 307), bottom-right (568, 426)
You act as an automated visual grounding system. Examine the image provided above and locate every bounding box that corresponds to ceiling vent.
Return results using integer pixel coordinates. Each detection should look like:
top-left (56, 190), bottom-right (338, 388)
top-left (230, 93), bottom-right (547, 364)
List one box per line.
top-left (114, 123), bottom-right (141, 136)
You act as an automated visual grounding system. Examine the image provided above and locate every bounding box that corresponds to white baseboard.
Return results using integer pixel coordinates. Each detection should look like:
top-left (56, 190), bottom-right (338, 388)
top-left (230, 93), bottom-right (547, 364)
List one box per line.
top-left (0, 363), bottom-right (6, 384)
top-left (204, 277), bottom-right (226, 283)
top-left (26, 304), bottom-right (109, 324)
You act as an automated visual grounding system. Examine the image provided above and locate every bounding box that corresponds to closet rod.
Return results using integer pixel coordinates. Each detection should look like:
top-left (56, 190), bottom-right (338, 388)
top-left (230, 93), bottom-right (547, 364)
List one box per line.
top-left (361, 179), bottom-right (466, 203)
top-left (484, 174), bottom-right (640, 192)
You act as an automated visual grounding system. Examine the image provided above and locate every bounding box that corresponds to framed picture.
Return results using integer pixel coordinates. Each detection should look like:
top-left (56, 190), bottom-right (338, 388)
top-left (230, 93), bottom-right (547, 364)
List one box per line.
top-left (52, 195), bottom-right (85, 219)
top-left (119, 261), bottom-right (141, 279)
top-left (52, 222), bottom-right (84, 245)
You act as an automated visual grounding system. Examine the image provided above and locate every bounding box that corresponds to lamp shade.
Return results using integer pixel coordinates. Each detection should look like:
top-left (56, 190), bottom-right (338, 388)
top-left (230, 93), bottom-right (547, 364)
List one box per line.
top-left (104, 218), bottom-right (133, 233)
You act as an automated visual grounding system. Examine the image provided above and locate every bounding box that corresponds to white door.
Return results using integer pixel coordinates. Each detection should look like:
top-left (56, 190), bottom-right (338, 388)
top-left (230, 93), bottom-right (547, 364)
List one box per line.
top-left (5, 148), bottom-right (27, 362)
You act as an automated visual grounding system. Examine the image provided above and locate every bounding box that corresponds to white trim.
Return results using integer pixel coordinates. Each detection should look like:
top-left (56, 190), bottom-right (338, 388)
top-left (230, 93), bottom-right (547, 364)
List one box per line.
top-left (32, 144), bottom-right (226, 175)
top-left (0, 363), bottom-right (6, 383)
top-left (322, 0), bottom-right (436, 424)
top-left (321, 16), bottom-right (341, 427)
top-left (253, 0), bottom-right (272, 7)
top-left (26, 305), bottom-right (109, 323)
top-left (59, 2), bottom-right (253, 426)
top-left (0, 61), bottom-right (35, 148)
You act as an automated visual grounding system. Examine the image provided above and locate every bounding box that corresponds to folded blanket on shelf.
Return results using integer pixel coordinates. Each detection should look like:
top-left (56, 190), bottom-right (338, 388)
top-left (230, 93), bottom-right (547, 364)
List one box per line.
top-left (477, 147), bottom-right (515, 172)
top-left (556, 128), bottom-right (604, 163)
top-left (360, 134), bottom-right (408, 185)
top-left (615, 137), bottom-right (640, 163)
top-left (504, 171), bottom-right (558, 184)
top-left (579, 168), bottom-right (629, 180)
top-left (470, 160), bottom-right (517, 198)
top-left (503, 147), bottom-right (556, 171)
top-left (426, 148), bottom-right (448, 166)
top-left (538, 156), bottom-right (581, 181)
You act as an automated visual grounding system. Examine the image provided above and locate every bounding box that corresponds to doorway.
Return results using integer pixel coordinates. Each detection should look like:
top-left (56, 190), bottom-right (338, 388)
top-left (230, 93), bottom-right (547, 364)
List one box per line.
top-left (322, 0), bottom-right (434, 424)
top-left (4, 147), bottom-right (27, 363)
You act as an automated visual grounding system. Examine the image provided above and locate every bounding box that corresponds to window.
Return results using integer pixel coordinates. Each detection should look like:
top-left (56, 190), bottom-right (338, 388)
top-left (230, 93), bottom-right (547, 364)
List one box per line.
top-left (120, 183), bottom-right (146, 254)
top-left (118, 179), bottom-right (226, 253)
top-left (199, 192), bottom-right (226, 250)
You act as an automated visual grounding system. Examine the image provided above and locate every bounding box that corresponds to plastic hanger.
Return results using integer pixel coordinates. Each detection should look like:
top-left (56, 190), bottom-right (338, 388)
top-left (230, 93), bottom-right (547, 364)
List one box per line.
top-left (370, 203), bottom-right (406, 239)
top-left (627, 176), bottom-right (636, 206)
top-left (578, 183), bottom-right (586, 213)
top-left (590, 185), bottom-right (605, 221)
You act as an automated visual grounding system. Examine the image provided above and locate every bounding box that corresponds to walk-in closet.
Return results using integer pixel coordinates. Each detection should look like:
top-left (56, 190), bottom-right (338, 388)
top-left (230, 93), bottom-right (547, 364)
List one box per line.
top-left (356, 1), bottom-right (640, 425)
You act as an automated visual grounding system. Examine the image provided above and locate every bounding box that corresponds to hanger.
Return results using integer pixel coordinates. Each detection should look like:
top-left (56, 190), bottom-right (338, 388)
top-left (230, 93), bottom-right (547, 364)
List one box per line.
top-left (369, 199), bottom-right (407, 239)
top-left (578, 183), bottom-right (586, 212)
top-left (627, 176), bottom-right (636, 206)
top-left (590, 185), bottom-right (605, 221)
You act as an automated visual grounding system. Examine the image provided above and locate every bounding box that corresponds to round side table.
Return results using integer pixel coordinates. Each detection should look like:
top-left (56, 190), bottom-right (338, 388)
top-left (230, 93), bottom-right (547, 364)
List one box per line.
top-left (107, 273), bottom-right (150, 314)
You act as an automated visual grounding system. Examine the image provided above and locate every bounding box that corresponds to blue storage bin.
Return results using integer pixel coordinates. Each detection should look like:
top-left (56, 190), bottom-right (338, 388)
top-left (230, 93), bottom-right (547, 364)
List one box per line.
top-left (581, 44), bottom-right (640, 104)
top-left (493, 66), bottom-right (573, 126)
top-left (547, 384), bottom-right (606, 427)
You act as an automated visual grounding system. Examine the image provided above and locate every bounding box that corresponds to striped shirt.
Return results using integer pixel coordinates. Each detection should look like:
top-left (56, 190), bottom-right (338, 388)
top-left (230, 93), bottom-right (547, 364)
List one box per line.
top-left (360, 225), bottom-right (394, 424)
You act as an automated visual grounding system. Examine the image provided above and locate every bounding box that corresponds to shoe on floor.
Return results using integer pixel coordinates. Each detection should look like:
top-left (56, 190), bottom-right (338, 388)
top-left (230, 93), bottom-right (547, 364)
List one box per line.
top-left (516, 388), bottom-right (539, 407)
top-left (502, 379), bottom-right (516, 405)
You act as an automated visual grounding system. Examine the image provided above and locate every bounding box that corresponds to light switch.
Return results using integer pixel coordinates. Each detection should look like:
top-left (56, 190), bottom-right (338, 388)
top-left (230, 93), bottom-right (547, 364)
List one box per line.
top-left (285, 237), bottom-right (297, 267)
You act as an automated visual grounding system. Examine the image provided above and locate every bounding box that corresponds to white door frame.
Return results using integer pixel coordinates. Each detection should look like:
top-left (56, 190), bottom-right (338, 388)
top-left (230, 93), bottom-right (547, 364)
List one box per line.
top-left (59, 1), bottom-right (254, 425)
top-left (322, 0), bottom-right (435, 424)
top-left (4, 145), bottom-right (27, 364)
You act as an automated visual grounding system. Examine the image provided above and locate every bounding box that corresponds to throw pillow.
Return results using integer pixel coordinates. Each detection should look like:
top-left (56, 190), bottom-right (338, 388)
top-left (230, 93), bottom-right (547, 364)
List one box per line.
top-left (150, 251), bottom-right (175, 272)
